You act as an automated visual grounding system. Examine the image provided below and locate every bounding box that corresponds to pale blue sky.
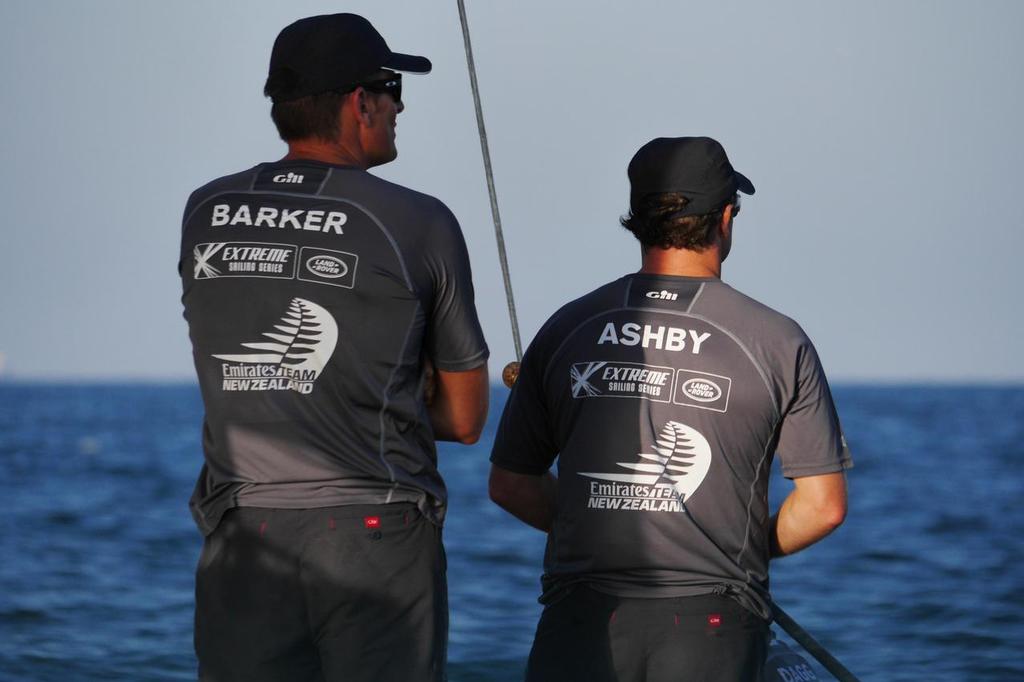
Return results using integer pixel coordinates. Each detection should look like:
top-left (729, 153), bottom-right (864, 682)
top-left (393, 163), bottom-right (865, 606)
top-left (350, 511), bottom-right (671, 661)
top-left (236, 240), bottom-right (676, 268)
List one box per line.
top-left (1, 1), bottom-right (1021, 382)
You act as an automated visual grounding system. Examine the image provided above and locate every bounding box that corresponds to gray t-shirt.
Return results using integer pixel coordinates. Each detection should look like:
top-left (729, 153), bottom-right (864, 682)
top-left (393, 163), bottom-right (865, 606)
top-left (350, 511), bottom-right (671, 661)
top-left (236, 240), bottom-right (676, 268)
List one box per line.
top-left (180, 160), bottom-right (489, 535)
top-left (490, 274), bottom-right (851, 618)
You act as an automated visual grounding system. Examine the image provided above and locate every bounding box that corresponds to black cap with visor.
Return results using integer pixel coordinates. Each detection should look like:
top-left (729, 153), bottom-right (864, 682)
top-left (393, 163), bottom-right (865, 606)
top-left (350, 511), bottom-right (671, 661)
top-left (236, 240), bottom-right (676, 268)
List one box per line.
top-left (628, 137), bottom-right (755, 216)
top-left (264, 13), bottom-right (431, 102)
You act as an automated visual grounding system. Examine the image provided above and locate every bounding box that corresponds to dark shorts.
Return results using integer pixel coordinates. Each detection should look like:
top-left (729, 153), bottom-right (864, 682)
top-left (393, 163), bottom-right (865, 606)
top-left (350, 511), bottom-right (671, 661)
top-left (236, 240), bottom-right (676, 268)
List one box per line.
top-left (195, 504), bottom-right (447, 682)
top-left (526, 586), bottom-right (768, 682)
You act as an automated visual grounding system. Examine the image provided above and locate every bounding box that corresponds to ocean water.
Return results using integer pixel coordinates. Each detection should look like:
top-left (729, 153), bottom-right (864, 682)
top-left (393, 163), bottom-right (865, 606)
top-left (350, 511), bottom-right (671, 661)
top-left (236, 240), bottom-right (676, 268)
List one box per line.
top-left (0, 384), bottom-right (1022, 681)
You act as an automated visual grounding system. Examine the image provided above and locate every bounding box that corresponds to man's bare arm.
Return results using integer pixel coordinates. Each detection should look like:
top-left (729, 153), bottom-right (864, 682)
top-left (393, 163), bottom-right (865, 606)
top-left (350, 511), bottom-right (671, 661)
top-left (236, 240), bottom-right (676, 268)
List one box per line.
top-left (770, 471), bottom-right (847, 558)
top-left (489, 464), bottom-right (557, 532)
top-left (428, 365), bottom-right (489, 444)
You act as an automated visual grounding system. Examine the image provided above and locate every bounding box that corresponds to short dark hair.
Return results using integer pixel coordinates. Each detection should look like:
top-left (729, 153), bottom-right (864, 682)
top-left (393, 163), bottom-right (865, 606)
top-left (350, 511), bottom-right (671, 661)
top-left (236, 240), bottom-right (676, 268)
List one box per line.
top-left (269, 90), bottom-right (348, 142)
top-left (620, 193), bottom-right (729, 251)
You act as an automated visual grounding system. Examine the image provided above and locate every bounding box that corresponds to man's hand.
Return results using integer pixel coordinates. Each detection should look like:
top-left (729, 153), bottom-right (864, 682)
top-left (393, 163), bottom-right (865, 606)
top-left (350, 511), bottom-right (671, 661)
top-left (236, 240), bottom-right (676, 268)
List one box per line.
top-left (488, 464), bottom-right (557, 532)
top-left (427, 364), bottom-right (488, 444)
top-left (770, 472), bottom-right (847, 558)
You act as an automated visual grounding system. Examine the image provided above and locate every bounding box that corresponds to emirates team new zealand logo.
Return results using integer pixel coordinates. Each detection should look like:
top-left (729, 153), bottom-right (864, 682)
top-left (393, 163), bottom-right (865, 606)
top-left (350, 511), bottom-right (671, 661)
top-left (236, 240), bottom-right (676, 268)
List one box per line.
top-left (213, 298), bottom-right (338, 394)
top-left (579, 421), bottom-right (712, 512)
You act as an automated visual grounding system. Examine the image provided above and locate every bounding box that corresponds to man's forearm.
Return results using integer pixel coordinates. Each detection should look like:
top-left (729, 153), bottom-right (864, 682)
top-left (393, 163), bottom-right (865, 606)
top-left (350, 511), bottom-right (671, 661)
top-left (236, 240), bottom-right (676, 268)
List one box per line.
top-left (429, 400), bottom-right (476, 443)
top-left (489, 466), bottom-right (557, 532)
top-left (425, 363), bottom-right (488, 444)
top-left (770, 472), bottom-right (848, 558)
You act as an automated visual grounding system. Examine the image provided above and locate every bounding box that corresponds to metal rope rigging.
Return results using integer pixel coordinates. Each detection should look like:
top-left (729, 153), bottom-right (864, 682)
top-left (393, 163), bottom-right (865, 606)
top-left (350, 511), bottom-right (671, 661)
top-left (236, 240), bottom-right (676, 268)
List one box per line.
top-left (456, 0), bottom-right (523, 377)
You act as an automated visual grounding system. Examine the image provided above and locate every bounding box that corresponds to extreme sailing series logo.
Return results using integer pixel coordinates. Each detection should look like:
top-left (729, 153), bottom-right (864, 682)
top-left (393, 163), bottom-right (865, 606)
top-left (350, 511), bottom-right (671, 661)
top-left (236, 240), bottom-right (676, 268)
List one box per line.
top-left (579, 421), bottom-right (712, 512)
top-left (212, 298), bottom-right (338, 394)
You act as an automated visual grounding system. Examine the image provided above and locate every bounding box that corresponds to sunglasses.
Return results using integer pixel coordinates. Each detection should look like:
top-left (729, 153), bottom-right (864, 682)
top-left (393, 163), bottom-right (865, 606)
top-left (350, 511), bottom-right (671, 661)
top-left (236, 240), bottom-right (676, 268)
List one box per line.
top-left (731, 194), bottom-right (741, 216)
top-left (358, 74), bottom-right (402, 104)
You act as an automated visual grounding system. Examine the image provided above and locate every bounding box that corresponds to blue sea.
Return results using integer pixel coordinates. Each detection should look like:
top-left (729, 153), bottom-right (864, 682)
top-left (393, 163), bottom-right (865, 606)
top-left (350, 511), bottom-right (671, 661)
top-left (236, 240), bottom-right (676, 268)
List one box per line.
top-left (1, 384), bottom-right (1022, 681)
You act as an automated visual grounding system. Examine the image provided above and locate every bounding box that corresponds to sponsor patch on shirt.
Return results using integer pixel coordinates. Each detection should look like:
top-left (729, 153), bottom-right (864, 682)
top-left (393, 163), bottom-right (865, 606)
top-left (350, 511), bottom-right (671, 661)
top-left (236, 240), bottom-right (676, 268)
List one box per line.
top-left (578, 420), bottom-right (713, 509)
top-left (298, 246), bottom-right (358, 289)
top-left (193, 241), bottom-right (297, 280)
top-left (672, 369), bottom-right (732, 413)
top-left (252, 165), bottom-right (330, 194)
top-left (213, 297), bottom-right (338, 395)
top-left (625, 280), bottom-right (703, 309)
top-left (571, 361), bottom-right (673, 403)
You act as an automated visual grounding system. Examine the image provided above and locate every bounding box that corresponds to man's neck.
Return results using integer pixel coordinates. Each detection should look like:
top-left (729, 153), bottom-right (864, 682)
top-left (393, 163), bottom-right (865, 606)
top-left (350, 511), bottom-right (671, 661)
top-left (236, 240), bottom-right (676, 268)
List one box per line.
top-left (639, 245), bottom-right (722, 279)
top-left (282, 138), bottom-right (368, 169)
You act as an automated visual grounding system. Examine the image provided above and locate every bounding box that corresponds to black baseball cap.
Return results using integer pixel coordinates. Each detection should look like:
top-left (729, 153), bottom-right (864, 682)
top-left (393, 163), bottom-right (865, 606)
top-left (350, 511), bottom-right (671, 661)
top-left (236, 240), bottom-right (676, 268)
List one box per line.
top-left (628, 137), bottom-right (755, 215)
top-left (264, 13), bottom-right (432, 102)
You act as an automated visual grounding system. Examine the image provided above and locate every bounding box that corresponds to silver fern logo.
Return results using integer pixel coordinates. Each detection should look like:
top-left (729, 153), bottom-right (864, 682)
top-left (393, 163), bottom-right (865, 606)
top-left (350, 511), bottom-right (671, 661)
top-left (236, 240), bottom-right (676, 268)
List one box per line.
top-left (214, 298), bottom-right (338, 394)
top-left (580, 421), bottom-right (712, 511)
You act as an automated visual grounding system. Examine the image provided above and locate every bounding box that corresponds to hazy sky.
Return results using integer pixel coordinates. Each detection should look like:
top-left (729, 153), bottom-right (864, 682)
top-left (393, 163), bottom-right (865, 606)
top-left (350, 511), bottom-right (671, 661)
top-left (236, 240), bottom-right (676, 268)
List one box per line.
top-left (1, 1), bottom-right (1021, 382)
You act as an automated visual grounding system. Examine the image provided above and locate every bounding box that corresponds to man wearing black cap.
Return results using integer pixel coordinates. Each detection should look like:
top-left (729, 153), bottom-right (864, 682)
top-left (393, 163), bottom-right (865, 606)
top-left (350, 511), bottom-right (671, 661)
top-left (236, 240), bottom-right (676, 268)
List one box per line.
top-left (488, 137), bottom-right (851, 681)
top-left (178, 14), bottom-right (488, 681)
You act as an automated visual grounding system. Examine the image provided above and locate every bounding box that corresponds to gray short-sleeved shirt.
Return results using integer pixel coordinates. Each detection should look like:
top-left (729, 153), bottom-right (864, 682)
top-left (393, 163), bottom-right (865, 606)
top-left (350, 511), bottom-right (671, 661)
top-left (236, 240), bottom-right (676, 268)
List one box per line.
top-left (490, 274), bottom-right (851, 618)
top-left (180, 161), bottom-right (489, 535)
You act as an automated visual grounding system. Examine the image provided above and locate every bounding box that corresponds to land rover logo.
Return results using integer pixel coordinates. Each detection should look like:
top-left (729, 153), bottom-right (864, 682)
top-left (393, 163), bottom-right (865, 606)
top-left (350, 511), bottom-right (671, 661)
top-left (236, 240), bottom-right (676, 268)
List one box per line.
top-left (306, 255), bottom-right (347, 279)
top-left (681, 378), bottom-right (722, 403)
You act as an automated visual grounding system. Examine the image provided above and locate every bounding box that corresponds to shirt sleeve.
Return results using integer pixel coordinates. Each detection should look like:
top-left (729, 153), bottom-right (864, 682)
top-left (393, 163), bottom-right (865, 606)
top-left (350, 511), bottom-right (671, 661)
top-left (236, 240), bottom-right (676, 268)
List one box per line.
top-left (776, 339), bottom-right (853, 478)
top-left (178, 188), bottom-right (205, 277)
top-left (422, 202), bottom-right (489, 371)
top-left (490, 339), bottom-right (559, 475)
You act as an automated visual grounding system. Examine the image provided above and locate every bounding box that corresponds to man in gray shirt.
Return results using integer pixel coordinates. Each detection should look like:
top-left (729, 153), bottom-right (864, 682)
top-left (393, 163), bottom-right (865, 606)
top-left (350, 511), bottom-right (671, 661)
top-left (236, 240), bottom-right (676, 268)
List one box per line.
top-left (179, 14), bottom-right (488, 681)
top-left (490, 137), bottom-right (850, 681)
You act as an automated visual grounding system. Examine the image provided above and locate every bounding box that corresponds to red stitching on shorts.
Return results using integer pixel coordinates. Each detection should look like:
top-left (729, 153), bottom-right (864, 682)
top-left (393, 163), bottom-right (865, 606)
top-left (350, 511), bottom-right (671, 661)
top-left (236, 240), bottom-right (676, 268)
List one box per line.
top-left (258, 521), bottom-right (267, 537)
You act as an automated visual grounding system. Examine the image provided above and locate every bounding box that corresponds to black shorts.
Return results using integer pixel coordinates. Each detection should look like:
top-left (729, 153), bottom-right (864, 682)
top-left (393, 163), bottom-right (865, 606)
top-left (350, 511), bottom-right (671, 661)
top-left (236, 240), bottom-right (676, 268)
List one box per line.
top-left (526, 586), bottom-right (768, 682)
top-left (195, 504), bottom-right (447, 682)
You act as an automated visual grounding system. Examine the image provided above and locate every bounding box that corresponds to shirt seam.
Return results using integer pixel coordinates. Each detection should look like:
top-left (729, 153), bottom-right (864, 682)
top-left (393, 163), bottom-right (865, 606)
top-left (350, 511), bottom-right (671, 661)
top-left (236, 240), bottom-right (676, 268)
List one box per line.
top-left (489, 457), bottom-right (548, 476)
top-left (686, 282), bottom-right (706, 313)
top-left (432, 349), bottom-right (489, 370)
top-left (781, 460), bottom-right (852, 477)
top-left (247, 165), bottom-right (264, 191)
top-left (315, 168), bottom-right (334, 196)
top-left (381, 303), bottom-right (421, 502)
top-left (735, 418), bottom-right (779, 567)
